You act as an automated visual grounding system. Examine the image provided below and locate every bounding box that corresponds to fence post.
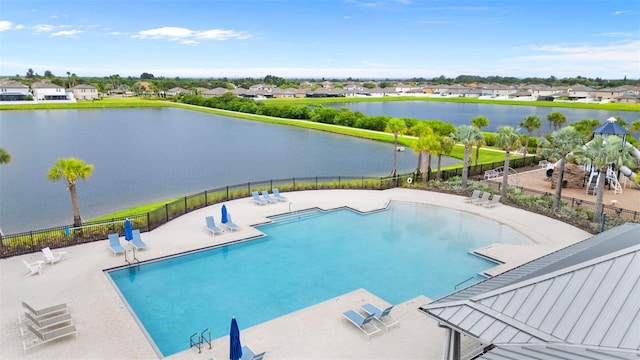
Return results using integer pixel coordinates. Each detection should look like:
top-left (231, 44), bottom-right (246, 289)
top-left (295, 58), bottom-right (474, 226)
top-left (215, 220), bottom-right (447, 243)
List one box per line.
top-left (165, 204), bottom-right (169, 223)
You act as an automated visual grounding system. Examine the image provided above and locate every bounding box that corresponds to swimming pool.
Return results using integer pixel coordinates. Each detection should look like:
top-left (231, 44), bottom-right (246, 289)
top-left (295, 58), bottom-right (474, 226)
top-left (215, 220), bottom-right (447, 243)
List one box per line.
top-left (107, 201), bottom-right (529, 357)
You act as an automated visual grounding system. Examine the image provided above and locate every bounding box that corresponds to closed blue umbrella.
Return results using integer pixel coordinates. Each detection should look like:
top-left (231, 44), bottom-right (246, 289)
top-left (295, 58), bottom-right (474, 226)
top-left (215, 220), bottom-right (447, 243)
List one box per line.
top-left (124, 218), bottom-right (133, 241)
top-left (221, 204), bottom-right (228, 224)
top-left (230, 317), bottom-right (243, 360)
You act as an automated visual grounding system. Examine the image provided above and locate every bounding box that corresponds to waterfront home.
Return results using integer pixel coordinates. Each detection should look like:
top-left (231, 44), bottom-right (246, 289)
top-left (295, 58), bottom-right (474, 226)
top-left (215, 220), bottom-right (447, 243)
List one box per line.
top-left (70, 84), bottom-right (99, 100)
top-left (0, 80), bottom-right (30, 101)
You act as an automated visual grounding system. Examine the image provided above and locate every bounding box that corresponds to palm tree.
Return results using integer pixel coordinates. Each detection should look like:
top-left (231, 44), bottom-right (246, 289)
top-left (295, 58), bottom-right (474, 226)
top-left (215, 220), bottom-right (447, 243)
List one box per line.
top-left (386, 118), bottom-right (407, 177)
top-left (631, 120), bottom-right (640, 149)
top-left (519, 115), bottom-right (542, 156)
top-left (411, 123), bottom-right (433, 181)
top-left (470, 116), bottom-right (489, 165)
top-left (421, 132), bottom-right (441, 184)
top-left (436, 135), bottom-right (455, 180)
top-left (495, 126), bottom-right (521, 199)
top-left (539, 127), bottom-right (584, 211)
top-left (574, 135), bottom-right (636, 222)
top-left (47, 158), bottom-right (94, 227)
top-left (547, 111), bottom-right (567, 131)
top-left (0, 147), bottom-right (11, 165)
top-left (451, 125), bottom-right (483, 188)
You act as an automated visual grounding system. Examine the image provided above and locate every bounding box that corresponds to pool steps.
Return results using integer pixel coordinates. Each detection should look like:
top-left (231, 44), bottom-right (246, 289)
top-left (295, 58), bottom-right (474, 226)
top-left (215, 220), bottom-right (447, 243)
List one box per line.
top-left (269, 208), bottom-right (324, 224)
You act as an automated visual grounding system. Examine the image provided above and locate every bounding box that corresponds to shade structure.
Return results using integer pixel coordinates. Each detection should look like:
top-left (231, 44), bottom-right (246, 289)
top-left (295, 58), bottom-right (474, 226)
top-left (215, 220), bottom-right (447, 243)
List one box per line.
top-left (221, 204), bottom-right (228, 224)
top-left (593, 117), bottom-right (629, 137)
top-left (124, 218), bottom-right (133, 241)
top-left (230, 317), bottom-right (243, 360)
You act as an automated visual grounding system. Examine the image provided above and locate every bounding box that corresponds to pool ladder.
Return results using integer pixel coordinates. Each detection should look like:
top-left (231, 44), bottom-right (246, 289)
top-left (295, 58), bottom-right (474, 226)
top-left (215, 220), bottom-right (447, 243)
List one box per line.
top-left (189, 328), bottom-right (211, 353)
top-left (124, 247), bottom-right (140, 269)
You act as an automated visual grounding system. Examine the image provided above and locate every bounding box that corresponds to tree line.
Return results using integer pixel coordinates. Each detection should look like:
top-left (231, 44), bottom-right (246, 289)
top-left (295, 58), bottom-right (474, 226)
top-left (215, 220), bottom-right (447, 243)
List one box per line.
top-left (10, 69), bottom-right (639, 93)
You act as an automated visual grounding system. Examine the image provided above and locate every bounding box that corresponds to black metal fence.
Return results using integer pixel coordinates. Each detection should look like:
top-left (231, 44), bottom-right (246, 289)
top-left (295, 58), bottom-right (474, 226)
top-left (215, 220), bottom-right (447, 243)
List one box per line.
top-left (0, 175), bottom-right (398, 258)
top-left (2, 155), bottom-right (636, 259)
top-left (487, 181), bottom-right (640, 222)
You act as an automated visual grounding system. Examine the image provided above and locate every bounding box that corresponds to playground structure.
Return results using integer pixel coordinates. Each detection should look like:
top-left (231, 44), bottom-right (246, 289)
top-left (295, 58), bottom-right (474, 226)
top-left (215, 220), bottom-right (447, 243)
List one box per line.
top-left (543, 117), bottom-right (640, 195)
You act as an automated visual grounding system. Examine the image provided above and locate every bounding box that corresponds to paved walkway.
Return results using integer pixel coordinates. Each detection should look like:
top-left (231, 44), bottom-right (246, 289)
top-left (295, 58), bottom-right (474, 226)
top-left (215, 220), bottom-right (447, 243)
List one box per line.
top-left (0, 189), bottom-right (591, 360)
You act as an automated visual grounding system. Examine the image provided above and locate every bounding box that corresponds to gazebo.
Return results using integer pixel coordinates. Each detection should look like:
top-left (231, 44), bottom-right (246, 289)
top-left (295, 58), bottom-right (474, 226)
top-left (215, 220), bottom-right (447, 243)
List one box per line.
top-left (592, 116), bottom-right (629, 146)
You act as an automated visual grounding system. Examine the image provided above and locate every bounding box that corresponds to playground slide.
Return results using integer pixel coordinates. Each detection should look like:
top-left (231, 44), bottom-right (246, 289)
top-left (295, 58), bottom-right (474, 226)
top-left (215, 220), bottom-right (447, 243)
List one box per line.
top-left (550, 142), bottom-right (639, 182)
top-left (620, 143), bottom-right (640, 181)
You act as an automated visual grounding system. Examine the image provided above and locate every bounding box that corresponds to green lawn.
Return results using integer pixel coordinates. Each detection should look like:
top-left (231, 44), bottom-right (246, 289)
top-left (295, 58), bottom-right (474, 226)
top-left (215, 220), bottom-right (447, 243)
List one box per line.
top-left (263, 96), bottom-right (640, 112)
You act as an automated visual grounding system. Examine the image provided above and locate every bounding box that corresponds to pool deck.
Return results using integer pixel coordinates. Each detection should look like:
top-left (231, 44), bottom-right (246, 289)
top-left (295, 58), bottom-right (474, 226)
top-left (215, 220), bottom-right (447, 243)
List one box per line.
top-left (0, 188), bottom-right (592, 360)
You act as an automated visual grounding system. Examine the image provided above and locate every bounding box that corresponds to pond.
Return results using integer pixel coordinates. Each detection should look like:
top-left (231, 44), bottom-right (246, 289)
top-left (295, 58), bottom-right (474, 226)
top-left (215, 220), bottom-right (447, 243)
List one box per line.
top-left (0, 108), bottom-right (444, 234)
top-left (328, 101), bottom-right (640, 133)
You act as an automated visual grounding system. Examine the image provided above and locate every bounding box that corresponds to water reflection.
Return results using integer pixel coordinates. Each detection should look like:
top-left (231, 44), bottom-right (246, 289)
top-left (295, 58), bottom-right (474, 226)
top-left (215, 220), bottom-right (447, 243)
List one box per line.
top-left (0, 108), bottom-right (457, 233)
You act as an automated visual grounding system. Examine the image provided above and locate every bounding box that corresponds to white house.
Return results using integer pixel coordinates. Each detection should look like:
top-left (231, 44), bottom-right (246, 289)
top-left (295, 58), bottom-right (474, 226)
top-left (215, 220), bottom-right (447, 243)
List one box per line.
top-left (31, 82), bottom-right (70, 101)
top-left (0, 80), bottom-right (31, 101)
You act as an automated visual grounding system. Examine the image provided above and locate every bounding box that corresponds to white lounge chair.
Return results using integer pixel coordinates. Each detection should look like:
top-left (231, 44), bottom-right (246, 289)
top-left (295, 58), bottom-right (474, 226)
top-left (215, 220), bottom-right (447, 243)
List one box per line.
top-left (261, 190), bottom-right (277, 204)
top-left (360, 303), bottom-right (399, 331)
top-left (19, 301), bottom-right (68, 324)
top-left (41, 247), bottom-right (66, 265)
top-left (22, 323), bottom-right (77, 351)
top-left (205, 216), bottom-right (223, 235)
top-left (22, 260), bottom-right (43, 277)
top-left (251, 191), bottom-right (267, 206)
top-left (222, 213), bottom-right (240, 231)
top-left (482, 194), bottom-right (502, 208)
top-left (342, 309), bottom-right (381, 340)
top-left (21, 301), bottom-right (68, 318)
top-left (241, 345), bottom-right (266, 360)
top-left (130, 229), bottom-right (147, 250)
top-left (108, 233), bottom-right (125, 255)
top-left (20, 312), bottom-right (73, 336)
top-left (463, 190), bottom-right (481, 203)
top-left (471, 192), bottom-right (491, 205)
top-left (272, 188), bottom-right (287, 201)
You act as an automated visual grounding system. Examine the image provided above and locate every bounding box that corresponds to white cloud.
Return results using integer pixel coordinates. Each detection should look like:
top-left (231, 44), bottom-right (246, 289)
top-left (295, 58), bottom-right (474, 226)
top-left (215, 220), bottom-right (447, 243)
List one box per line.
top-left (51, 30), bottom-right (83, 37)
top-left (33, 24), bottom-right (55, 33)
top-left (134, 26), bottom-right (194, 39)
top-left (0, 20), bottom-right (12, 31)
top-left (133, 26), bottom-right (249, 43)
top-left (196, 29), bottom-right (249, 40)
top-left (515, 41), bottom-right (640, 63)
top-left (613, 10), bottom-right (631, 15)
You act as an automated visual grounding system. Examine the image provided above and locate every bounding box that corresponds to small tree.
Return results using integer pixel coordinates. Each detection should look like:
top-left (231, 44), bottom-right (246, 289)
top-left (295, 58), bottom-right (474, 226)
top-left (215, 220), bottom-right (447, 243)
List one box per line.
top-left (519, 115), bottom-right (542, 156)
top-left (631, 119), bottom-right (640, 149)
top-left (47, 158), bottom-right (94, 227)
top-left (470, 116), bottom-right (489, 165)
top-left (574, 135), bottom-right (636, 222)
top-left (539, 127), bottom-right (584, 211)
top-left (451, 125), bottom-right (483, 188)
top-left (547, 111), bottom-right (567, 131)
top-left (412, 121), bottom-right (433, 180)
top-left (0, 147), bottom-right (11, 165)
top-left (386, 118), bottom-right (407, 177)
top-left (495, 126), bottom-right (521, 199)
top-left (436, 135), bottom-right (455, 180)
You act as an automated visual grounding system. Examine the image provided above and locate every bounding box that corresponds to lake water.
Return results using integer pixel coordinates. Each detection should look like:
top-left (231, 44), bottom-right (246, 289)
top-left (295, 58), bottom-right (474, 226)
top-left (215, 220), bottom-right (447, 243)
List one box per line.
top-left (0, 108), bottom-right (430, 234)
top-left (328, 101), bottom-right (640, 133)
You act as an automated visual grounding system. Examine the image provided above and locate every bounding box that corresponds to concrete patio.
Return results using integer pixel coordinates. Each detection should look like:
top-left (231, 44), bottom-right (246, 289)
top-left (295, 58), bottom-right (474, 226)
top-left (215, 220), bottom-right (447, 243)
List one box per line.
top-left (0, 188), bottom-right (591, 359)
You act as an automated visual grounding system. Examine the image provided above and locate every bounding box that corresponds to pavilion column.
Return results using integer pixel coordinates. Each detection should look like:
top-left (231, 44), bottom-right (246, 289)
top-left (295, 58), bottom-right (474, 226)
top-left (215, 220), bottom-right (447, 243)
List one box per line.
top-left (440, 325), bottom-right (461, 360)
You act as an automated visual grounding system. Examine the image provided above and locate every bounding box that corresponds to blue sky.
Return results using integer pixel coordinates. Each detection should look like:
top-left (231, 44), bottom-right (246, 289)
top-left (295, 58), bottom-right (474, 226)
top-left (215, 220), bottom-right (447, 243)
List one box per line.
top-left (1, 0), bottom-right (638, 79)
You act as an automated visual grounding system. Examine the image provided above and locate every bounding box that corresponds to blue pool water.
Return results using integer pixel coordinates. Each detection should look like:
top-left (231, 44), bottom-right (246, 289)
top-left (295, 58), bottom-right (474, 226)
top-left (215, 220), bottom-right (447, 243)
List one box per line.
top-left (107, 201), bottom-right (529, 357)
